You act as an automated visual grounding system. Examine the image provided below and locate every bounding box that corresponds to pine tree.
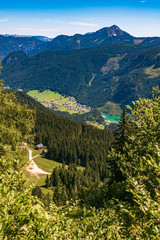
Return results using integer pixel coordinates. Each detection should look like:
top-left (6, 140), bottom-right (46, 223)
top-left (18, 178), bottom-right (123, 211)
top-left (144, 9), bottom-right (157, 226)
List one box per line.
top-left (52, 167), bottom-right (60, 186)
top-left (109, 106), bottom-right (130, 182)
top-left (45, 175), bottom-right (50, 188)
top-left (114, 105), bottom-right (129, 152)
top-left (32, 186), bottom-right (43, 199)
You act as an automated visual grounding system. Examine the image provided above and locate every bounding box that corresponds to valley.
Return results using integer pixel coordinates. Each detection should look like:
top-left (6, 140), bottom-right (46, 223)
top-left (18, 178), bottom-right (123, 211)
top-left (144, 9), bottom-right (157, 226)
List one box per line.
top-left (27, 89), bottom-right (121, 127)
top-left (27, 90), bottom-right (91, 115)
top-left (2, 41), bottom-right (160, 110)
top-left (1, 21), bottom-right (160, 239)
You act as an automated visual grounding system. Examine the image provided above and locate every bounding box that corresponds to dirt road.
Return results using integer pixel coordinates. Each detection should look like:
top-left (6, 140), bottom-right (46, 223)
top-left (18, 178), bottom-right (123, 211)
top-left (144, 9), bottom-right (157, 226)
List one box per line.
top-left (25, 149), bottom-right (51, 176)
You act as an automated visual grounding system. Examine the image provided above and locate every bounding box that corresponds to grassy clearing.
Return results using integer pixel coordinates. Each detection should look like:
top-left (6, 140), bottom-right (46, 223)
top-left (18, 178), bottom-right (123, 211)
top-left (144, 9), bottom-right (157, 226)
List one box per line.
top-left (34, 155), bottom-right (64, 173)
top-left (101, 56), bottom-right (121, 75)
top-left (23, 143), bottom-right (86, 200)
top-left (60, 109), bottom-right (79, 115)
top-left (22, 147), bottom-right (84, 194)
top-left (68, 110), bottom-right (79, 114)
top-left (20, 149), bottom-right (84, 199)
top-left (21, 148), bottom-right (56, 192)
top-left (34, 154), bottom-right (84, 172)
top-left (23, 168), bottom-right (53, 195)
top-left (56, 97), bottom-right (70, 105)
top-left (32, 149), bottom-right (41, 157)
top-left (23, 168), bottom-right (47, 188)
top-left (27, 90), bottom-right (62, 102)
top-left (22, 151), bottom-right (63, 192)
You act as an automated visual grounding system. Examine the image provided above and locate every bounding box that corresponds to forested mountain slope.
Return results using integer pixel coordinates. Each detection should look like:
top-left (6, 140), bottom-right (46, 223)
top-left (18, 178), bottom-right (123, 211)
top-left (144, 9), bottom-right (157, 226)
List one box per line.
top-left (1, 83), bottom-right (160, 239)
top-left (0, 35), bottom-right (42, 59)
top-left (3, 44), bottom-right (160, 107)
top-left (12, 89), bottom-right (114, 168)
top-left (2, 44), bottom-right (145, 107)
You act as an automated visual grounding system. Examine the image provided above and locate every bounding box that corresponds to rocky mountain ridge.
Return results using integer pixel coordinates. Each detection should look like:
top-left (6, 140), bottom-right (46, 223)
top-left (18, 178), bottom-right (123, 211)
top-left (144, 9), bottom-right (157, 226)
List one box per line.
top-left (0, 35), bottom-right (42, 59)
top-left (2, 25), bottom-right (160, 58)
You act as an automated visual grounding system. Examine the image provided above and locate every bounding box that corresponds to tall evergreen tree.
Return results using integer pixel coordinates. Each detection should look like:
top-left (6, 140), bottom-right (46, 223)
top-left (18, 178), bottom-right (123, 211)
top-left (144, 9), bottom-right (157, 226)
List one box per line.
top-left (109, 106), bottom-right (130, 182)
top-left (114, 105), bottom-right (130, 152)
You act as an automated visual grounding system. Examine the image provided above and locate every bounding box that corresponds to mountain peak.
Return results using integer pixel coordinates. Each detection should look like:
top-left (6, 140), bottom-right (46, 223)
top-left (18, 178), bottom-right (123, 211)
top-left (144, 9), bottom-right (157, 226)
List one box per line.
top-left (110, 24), bottom-right (121, 29)
top-left (94, 25), bottom-right (130, 38)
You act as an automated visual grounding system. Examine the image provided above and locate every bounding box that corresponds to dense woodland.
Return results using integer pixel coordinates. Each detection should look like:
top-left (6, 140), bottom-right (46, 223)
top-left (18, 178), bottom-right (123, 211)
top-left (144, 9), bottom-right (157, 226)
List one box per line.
top-left (14, 91), bottom-right (116, 206)
top-left (2, 43), bottom-right (160, 108)
top-left (35, 110), bottom-right (113, 166)
top-left (1, 44), bottom-right (144, 107)
top-left (0, 83), bottom-right (160, 238)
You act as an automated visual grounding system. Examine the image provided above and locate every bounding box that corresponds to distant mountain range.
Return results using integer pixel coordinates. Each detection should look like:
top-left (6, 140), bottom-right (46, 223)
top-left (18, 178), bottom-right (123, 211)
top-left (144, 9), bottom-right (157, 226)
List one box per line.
top-left (1, 25), bottom-right (160, 109)
top-left (0, 35), bottom-right (42, 59)
top-left (3, 34), bottom-right (53, 42)
top-left (1, 25), bottom-right (160, 59)
top-left (29, 25), bottom-right (131, 55)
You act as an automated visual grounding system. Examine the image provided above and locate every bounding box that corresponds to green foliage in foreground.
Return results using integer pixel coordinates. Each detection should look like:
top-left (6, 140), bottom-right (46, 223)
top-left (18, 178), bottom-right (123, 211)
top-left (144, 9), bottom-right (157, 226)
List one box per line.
top-left (0, 83), bottom-right (160, 239)
top-left (108, 87), bottom-right (160, 239)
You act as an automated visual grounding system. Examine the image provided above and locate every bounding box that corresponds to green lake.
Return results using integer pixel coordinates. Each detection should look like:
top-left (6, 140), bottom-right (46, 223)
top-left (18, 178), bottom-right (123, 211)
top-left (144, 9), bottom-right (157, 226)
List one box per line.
top-left (102, 113), bottom-right (121, 123)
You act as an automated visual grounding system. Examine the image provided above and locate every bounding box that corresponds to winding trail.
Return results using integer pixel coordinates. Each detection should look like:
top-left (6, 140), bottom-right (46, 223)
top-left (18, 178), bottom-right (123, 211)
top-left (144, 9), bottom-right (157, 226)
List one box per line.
top-left (25, 149), bottom-right (51, 177)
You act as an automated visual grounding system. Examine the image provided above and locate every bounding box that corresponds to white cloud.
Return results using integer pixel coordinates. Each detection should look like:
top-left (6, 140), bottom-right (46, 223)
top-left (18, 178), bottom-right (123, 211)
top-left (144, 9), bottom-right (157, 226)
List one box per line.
top-left (0, 18), bottom-right (8, 23)
top-left (69, 22), bottom-right (99, 27)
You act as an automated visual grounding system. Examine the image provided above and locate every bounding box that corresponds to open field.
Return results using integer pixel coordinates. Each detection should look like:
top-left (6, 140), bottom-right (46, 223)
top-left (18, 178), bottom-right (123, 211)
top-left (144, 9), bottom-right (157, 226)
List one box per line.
top-left (32, 149), bottom-right (42, 157)
top-left (34, 154), bottom-right (84, 172)
top-left (23, 168), bottom-right (47, 188)
top-left (27, 90), bottom-right (107, 128)
top-left (27, 90), bottom-right (61, 101)
top-left (34, 155), bottom-right (65, 173)
top-left (22, 148), bottom-right (84, 194)
top-left (23, 168), bottom-right (53, 195)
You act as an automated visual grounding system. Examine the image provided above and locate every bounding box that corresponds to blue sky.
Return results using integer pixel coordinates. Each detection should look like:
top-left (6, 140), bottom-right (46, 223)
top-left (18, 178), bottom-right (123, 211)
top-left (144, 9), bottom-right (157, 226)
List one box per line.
top-left (0, 0), bottom-right (160, 37)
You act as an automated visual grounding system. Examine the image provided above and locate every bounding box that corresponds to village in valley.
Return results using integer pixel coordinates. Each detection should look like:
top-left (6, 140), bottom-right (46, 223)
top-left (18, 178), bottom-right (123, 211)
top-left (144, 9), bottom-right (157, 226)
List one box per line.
top-left (43, 96), bottom-right (91, 114)
top-left (27, 90), bottom-right (91, 115)
top-left (27, 90), bottom-right (119, 129)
